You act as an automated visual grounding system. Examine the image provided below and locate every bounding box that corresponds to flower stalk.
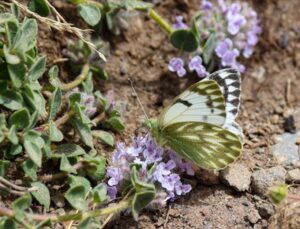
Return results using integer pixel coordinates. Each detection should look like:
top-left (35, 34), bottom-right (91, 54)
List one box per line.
top-left (149, 9), bottom-right (174, 35)
top-left (62, 64), bottom-right (90, 91)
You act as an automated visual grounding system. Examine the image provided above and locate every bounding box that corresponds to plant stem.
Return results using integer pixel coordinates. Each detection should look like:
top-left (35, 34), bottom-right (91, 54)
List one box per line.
top-left (62, 64), bottom-right (90, 91)
top-left (0, 198), bottom-right (132, 222)
top-left (149, 9), bottom-right (174, 35)
top-left (288, 194), bottom-right (300, 201)
top-left (38, 162), bottom-right (85, 183)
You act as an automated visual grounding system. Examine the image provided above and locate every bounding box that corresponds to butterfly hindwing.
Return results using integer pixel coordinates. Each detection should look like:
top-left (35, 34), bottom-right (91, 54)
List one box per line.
top-left (160, 122), bottom-right (242, 170)
top-left (158, 80), bottom-right (226, 128)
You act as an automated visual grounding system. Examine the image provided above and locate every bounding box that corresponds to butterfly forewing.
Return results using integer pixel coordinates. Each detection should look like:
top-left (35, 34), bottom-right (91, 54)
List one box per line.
top-left (158, 80), bottom-right (226, 128)
top-left (160, 122), bottom-right (242, 170)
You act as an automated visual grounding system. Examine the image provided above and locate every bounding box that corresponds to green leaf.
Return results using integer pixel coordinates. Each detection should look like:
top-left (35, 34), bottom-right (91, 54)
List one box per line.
top-left (48, 87), bottom-right (61, 121)
top-left (0, 218), bottom-right (16, 229)
top-left (48, 65), bottom-right (63, 88)
top-left (22, 159), bottom-right (37, 181)
top-left (170, 29), bottom-right (199, 53)
top-left (7, 63), bottom-right (26, 88)
top-left (13, 18), bottom-right (38, 55)
top-left (11, 3), bottom-right (20, 18)
top-left (131, 166), bottom-right (155, 191)
top-left (69, 92), bottom-right (81, 108)
top-left (81, 74), bottom-right (94, 94)
top-left (9, 108), bottom-right (30, 130)
top-left (0, 160), bottom-right (10, 177)
top-left (65, 185), bottom-right (88, 211)
top-left (71, 118), bottom-right (93, 148)
top-left (49, 121), bottom-right (63, 142)
top-left (83, 155), bottom-right (106, 180)
top-left (22, 86), bottom-right (46, 116)
top-left (28, 0), bottom-right (51, 17)
top-left (28, 55), bottom-right (47, 81)
top-left (74, 102), bottom-right (91, 124)
top-left (52, 144), bottom-right (86, 158)
top-left (27, 110), bottom-right (39, 130)
top-left (92, 183), bottom-right (107, 203)
top-left (35, 219), bottom-right (52, 229)
top-left (0, 13), bottom-right (15, 24)
top-left (6, 20), bottom-right (19, 47)
top-left (7, 125), bottom-right (18, 145)
top-left (3, 45), bottom-right (20, 65)
top-left (203, 32), bottom-right (217, 64)
top-left (30, 182), bottom-right (50, 209)
top-left (0, 90), bottom-right (24, 110)
top-left (92, 130), bottom-right (114, 147)
top-left (60, 154), bottom-right (77, 174)
top-left (106, 116), bottom-right (125, 132)
top-left (131, 190), bottom-right (155, 220)
top-left (68, 175), bottom-right (91, 193)
top-left (24, 140), bottom-right (42, 167)
top-left (77, 217), bottom-right (92, 229)
top-left (90, 65), bottom-right (108, 80)
top-left (12, 194), bottom-right (32, 220)
top-left (78, 3), bottom-right (101, 26)
top-left (5, 144), bottom-right (22, 159)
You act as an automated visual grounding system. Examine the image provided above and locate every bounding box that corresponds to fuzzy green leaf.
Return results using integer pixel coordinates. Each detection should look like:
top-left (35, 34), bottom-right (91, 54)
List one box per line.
top-left (9, 108), bottom-right (30, 130)
top-left (60, 154), bottom-right (77, 174)
top-left (0, 218), bottom-right (16, 229)
top-left (28, 55), bottom-right (47, 81)
top-left (49, 121), bottom-right (63, 142)
top-left (71, 118), bottom-right (93, 148)
top-left (22, 159), bottom-right (37, 181)
top-left (92, 183), bottom-right (107, 203)
top-left (3, 45), bottom-right (20, 65)
top-left (65, 185), bottom-right (88, 211)
top-left (30, 181), bottom-right (50, 209)
top-left (48, 87), bottom-right (61, 121)
top-left (0, 13), bottom-right (15, 24)
top-left (77, 217), bottom-right (92, 229)
top-left (12, 194), bottom-right (32, 220)
top-left (131, 190), bottom-right (155, 220)
top-left (106, 116), bottom-right (125, 132)
top-left (68, 175), bottom-right (91, 193)
top-left (7, 63), bottom-right (26, 88)
top-left (7, 125), bottom-right (18, 145)
top-left (203, 32), bottom-right (217, 64)
top-left (5, 144), bottom-right (22, 159)
top-left (78, 3), bottom-right (101, 26)
top-left (52, 144), bottom-right (86, 158)
top-left (92, 130), bottom-right (115, 147)
top-left (24, 140), bottom-right (42, 167)
top-left (83, 155), bottom-right (106, 180)
top-left (0, 90), bottom-right (24, 110)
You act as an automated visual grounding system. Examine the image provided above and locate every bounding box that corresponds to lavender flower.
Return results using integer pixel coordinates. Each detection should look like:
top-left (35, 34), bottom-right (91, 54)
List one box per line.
top-left (188, 56), bottom-right (208, 78)
top-left (106, 185), bottom-right (117, 200)
top-left (172, 16), bottom-right (189, 30)
top-left (195, 0), bottom-right (262, 72)
top-left (168, 58), bottom-right (186, 77)
top-left (105, 134), bottom-right (194, 204)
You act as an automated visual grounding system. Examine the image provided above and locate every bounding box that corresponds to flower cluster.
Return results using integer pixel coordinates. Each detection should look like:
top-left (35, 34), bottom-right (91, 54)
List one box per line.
top-left (169, 55), bottom-right (208, 78)
top-left (106, 134), bottom-right (194, 204)
top-left (168, 0), bottom-right (261, 77)
top-left (197, 0), bottom-right (262, 72)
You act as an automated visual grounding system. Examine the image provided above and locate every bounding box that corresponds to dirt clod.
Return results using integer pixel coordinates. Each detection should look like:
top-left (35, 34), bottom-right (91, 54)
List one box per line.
top-left (251, 166), bottom-right (286, 195)
top-left (286, 168), bottom-right (300, 183)
top-left (257, 202), bottom-right (275, 219)
top-left (220, 164), bottom-right (252, 192)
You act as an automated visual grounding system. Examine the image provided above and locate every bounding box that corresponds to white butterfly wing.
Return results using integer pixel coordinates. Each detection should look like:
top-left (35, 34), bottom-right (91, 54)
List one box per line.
top-left (158, 80), bottom-right (227, 128)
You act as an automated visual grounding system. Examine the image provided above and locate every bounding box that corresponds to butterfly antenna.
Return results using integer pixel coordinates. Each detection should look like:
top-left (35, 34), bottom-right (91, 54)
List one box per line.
top-left (128, 78), bottom-right (149, 121)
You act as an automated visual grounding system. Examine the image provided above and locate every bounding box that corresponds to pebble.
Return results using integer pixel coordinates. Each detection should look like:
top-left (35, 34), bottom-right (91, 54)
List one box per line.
top-left (287, 168), bottom-right (300, 183)
top-left (258, 202), bottom-right (275, 219)
top-left (246, 209), bottom-right (261, 224)
top-left (272, 132), bottom-right (300, 165)
top-left (251, 166), bottom-right (286, 195)
top-left (220, 164), bottom-right (251, 192)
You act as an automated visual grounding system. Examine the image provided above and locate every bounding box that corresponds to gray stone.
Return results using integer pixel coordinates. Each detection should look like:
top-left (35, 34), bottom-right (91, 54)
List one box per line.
top-left (220, 164), bottom-right (251, 191)
top-left (246, 209), bottom-right (261, 224)
top-left (251, 166), bottom-right (286, 195)
top-left (258, 202), bottom-right (275, 219)
top-left (287, 168), bottom-right (300, 183)
top-left (272, 132), bottom-right (300, 165)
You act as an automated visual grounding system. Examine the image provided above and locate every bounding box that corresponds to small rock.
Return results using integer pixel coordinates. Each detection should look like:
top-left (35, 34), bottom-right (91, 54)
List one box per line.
top-left (271, 114), bottom-right (279, 124)
top-left (195, 168), bottom-right (220, 185)
top-left (220, 164), bottom-right (251, 191)
top-left (272, 132), bottom-right (300, 165)
top-left (258, 202), bottom-right (275, 219)
top-left (251, 166), bottom-right (287, 195)
top-left (287, 169), bottom-right (300, 183)
top-left (246, 209), bottom-right (261, 224)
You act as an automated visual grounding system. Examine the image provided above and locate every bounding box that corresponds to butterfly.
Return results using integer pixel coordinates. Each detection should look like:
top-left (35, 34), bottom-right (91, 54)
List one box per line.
top-left (147, 68), bottom-right (243, 170)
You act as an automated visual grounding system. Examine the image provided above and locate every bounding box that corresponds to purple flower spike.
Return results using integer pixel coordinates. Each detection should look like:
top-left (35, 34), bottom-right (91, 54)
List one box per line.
top-left (227, 14), bottom-right (246, 35)
top-left (175, 182), bottom-right (192, 195)
top-left (215, 38), bottom-right (232, 58)
top-left (173, 16), bottom-right (189, 30)
top-left (161, 174), bottom-right (180, 191)
top-left (202, 0), bottom-right (212, 11)
top-left (168, 58), bottom-right (186, 77)
top-left (221, 49), bottom-right (240, 66)
top-left (107, 167), bottom-right (123, 186)
top-left (188, 56), bottom-right (207, 78)
top-left (106, 185), bottom-right (117, 200)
